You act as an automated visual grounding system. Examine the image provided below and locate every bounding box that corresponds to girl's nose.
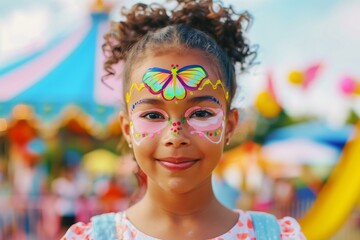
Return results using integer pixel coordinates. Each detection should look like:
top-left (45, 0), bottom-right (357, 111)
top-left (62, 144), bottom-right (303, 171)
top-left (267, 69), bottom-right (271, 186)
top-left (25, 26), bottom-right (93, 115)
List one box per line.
top-left (162, 119), bottom-right (191, 147)
top-left (164, 135), bottom-right (191, 147)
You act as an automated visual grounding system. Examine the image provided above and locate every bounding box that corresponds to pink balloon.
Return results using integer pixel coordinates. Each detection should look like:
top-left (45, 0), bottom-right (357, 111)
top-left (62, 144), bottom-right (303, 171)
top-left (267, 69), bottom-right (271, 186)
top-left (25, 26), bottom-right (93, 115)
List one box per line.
top-left (304, 64), bottom-right (321, 89)
top-left (339, 76), bottom-right (356, 95)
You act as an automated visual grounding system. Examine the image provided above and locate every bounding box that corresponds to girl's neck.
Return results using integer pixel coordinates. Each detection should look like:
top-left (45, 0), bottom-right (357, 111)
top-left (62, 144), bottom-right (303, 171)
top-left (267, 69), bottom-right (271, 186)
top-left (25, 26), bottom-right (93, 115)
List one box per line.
top-left (125, 176), bottom-right (238, 239)
top-left (141, 176), bottom-right (222, 217)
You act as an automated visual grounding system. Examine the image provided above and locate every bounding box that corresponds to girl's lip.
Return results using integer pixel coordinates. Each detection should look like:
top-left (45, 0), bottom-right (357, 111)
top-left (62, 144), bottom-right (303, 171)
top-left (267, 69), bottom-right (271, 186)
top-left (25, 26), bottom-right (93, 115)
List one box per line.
top-left (157, 157), bottom-right (196, 163)
top-left (157, 158), bottom-right (198, 171)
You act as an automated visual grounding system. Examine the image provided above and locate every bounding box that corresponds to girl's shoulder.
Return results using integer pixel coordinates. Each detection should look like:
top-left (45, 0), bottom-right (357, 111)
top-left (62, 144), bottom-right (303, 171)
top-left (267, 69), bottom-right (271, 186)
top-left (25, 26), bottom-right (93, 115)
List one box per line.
top-left (231, 209), bottom-right (306, 240)
top-left (60, 212), bottom-right (121, 240)
top-left (60, 211), bottom-right (153, 240)
top-left (60, 221), bottom-right (94, 240)
top-left (277, 216), bottom-right (307, 240)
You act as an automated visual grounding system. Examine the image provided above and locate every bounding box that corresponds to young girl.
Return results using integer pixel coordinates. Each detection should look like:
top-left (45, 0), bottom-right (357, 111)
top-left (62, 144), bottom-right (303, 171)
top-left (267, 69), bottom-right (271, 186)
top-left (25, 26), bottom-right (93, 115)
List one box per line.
top-left (62, 0), bottom-right (306, 239)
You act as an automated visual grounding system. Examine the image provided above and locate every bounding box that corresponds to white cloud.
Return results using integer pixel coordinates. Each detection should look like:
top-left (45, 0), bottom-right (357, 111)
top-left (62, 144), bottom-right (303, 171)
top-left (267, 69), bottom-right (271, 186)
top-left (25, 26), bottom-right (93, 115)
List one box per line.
top-left (0, 7), bottom-right (51, 62)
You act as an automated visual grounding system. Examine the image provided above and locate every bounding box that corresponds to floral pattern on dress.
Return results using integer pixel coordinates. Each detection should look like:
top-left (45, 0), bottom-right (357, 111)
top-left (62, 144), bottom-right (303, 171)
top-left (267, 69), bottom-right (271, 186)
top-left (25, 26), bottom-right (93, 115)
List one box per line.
top-left (61, 210), bottom-right (306, 240)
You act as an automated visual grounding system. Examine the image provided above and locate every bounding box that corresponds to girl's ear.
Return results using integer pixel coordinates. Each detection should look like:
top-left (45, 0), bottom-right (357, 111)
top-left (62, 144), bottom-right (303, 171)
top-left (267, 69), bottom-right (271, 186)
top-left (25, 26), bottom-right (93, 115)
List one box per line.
top-left (225, 108), bottom-right (239, 144)
top-left (119, 111), bottom-right (132, 144)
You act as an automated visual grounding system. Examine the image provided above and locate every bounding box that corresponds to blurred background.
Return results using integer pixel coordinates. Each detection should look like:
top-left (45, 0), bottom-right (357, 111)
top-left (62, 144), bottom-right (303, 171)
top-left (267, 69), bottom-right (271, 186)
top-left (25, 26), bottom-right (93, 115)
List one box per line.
top-left (0, 0), bottom-right (360, 239)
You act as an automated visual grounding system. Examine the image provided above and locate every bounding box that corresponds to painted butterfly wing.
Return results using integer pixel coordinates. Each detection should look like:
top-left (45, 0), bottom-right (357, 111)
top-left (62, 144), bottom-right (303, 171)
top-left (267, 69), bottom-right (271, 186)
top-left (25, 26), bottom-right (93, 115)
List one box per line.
top-left (163, 76), bottom-right (186, 100)
top-left (177, 65), bottom-right (208, 89)
top-left (142, 67), bottom-right (172, 94)
top-left (142, 65), bottom-right (208, 101)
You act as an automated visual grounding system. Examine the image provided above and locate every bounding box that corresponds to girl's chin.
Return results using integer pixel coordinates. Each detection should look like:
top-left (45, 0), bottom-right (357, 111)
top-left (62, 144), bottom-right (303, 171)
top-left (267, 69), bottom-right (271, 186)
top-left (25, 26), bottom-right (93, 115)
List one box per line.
top-left (157, 177), bottom-right (200, 194)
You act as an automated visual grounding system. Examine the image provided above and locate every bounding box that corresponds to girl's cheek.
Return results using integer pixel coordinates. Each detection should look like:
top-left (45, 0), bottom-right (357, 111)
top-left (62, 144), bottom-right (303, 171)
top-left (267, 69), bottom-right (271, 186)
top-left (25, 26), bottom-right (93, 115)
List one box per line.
top-left (187, 111), bottom-right (225, 144)
top-left (130, 118), bottom-right (167, 145)
top-left (187, 111), bottom-right (223, 131)
top-left (132, 118), bottom-right (168, 133)
top-left (130, 109), bottom-right (169, 145)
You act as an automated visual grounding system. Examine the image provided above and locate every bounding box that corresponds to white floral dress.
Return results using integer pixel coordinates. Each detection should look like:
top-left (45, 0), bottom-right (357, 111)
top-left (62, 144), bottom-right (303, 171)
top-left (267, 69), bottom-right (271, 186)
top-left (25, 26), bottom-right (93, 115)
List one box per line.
top-left (61, 209), bottom-right (306, 240)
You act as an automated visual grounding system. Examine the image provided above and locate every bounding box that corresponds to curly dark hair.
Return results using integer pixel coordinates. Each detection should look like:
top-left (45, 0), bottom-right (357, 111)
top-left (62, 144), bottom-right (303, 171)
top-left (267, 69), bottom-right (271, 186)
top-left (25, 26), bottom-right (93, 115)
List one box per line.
top-left (102, 0), bottom-right (256, 104)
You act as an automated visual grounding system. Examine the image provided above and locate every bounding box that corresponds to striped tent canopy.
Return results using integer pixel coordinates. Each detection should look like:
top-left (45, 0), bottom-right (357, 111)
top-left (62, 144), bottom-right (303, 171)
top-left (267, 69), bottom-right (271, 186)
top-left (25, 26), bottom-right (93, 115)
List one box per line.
top-left (0, 11), bottom-right (122, 126)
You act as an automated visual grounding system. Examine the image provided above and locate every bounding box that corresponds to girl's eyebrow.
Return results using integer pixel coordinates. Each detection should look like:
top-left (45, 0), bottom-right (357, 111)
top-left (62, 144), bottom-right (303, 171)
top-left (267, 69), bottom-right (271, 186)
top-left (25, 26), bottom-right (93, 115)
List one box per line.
top-left (188, 95), bottom-right (222, 106)
top-left (130, 98), bottom-right (164, 114)
top-left (132, 95), bottom-right (221, 111)
top-left (135, 98), bottom-right (164, 106)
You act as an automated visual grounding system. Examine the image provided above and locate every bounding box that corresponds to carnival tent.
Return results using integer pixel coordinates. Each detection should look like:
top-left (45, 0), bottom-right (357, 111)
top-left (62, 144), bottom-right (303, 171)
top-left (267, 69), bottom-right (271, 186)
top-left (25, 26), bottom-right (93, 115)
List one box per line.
top-left (0, 11), bottom-right (120, 125)
top-left (265, 121), bottom-right (353, 150)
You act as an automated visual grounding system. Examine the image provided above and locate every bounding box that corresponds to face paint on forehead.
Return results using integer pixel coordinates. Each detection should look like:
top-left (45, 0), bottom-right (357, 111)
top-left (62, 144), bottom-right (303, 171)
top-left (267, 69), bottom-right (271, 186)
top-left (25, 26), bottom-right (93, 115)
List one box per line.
top-left (124, 64), bottom-right (229, 103)
top-left (196, 79), bottom-right (229, 101)
top-left (142, 64), bottom-right (207, 101)
top-left (126, 83), bottom-right (145, 104)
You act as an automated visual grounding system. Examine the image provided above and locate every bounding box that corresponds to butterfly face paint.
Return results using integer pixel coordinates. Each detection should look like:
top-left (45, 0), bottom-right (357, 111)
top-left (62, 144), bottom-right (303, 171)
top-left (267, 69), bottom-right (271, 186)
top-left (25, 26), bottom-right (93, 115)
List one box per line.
top-left (185, 106), bottom-right (225, 144)
top-left (125, 65), bottom-right (229, 104)
top-left (142, 64), bottom-right (208, 101)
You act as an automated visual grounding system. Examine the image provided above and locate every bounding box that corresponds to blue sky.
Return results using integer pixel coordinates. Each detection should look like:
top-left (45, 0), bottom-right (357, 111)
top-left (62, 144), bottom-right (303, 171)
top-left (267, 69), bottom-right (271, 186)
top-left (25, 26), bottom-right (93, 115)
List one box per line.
top-left (1, 0), bottom-right (359, 125)
top-left (231, 0), bottom-right (360, 125)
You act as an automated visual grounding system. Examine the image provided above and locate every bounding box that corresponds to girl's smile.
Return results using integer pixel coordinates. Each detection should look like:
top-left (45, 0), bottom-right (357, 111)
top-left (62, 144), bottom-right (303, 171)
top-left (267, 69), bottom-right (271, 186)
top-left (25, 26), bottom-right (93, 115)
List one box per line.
top-left (156, 157), bottom-right (199, 171)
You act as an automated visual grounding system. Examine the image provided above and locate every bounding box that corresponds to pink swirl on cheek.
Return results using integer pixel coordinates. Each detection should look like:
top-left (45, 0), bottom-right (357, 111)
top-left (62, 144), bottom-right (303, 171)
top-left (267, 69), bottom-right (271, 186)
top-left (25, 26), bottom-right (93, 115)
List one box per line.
top-left (187, 110), bottom-right (223, 132)
top-left (132, 119), bottom-right (168, 133)
top-left (131, 109), bottom-right (168, 133)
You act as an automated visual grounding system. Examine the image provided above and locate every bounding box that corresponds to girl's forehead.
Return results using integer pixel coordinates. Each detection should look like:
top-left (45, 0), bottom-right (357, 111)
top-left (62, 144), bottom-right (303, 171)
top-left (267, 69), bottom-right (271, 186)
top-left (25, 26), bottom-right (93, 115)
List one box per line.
top-left (126, 52), bottom-right (228, 107)
top-left (128, 83), bottom-right (227, 109)
top-left (131, 51), bottom-right (221, 83)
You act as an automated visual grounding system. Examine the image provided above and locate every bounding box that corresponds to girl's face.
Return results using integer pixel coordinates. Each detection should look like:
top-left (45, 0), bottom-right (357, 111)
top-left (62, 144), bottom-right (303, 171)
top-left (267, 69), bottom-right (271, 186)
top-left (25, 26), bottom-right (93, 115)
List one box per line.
top-left (119, 50), bottom-right (238, 194)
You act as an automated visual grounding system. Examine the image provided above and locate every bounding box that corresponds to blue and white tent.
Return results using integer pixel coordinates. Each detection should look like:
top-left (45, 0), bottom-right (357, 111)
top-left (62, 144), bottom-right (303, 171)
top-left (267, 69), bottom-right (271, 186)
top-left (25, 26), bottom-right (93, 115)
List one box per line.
top-left (0, 11), bottom-right (121, 125)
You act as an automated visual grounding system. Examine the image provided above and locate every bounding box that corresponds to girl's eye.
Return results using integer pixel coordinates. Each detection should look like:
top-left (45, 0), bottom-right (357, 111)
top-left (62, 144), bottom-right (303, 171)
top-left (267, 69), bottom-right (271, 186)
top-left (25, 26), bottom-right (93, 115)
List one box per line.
top-left (190, 110), bottom-right (214, 118)
top-left (142, 112), bottom-right (165, 120)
